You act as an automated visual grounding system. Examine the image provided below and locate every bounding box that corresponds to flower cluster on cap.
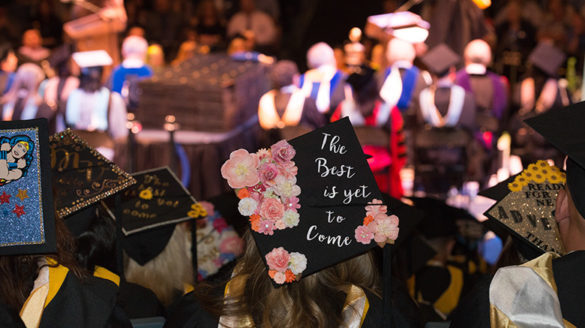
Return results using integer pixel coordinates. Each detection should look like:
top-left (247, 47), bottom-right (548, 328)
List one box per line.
top-left (265, 247), bottom-right (307, 284)
top-left (221, 140), bottom-right (301, 235)
top-left (508, 160), bottom-right (565, 192)
top-left (354, 199), bottom-right (399, 245)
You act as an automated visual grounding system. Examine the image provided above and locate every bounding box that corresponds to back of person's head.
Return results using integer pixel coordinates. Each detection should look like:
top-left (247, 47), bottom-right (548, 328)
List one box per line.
top-left (463, 39), bottom-right (492, 66)
top-left (3, 63), bottom-right (44, 104)
top-left (0, 43), bottom-right (15, 70)
top-left (22, 29), bottom-right (42, 49)
top-left (213, 231), bottom-right (379, 328)
top-left (307, 42), bottom-right (336, 69)
top-left (79, 66), bottom-right (103, 93)
top-left (385, 38), bottom-right (415, 65)
top-left (124, 224), bottom-right (193, 306)
top-left (146, 44), bottom-right (165, 68)
top-left (122, 35), bottom-right (149, 61)
top-left (73, 207), bottom-right (118, 273)
top-left (0, 214), bottom-right (87, 312)
top-left (270, 60), bottom-right (298, 89)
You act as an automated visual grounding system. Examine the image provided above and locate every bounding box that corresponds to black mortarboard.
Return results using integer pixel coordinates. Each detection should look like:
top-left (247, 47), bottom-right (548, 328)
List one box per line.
top-left (525, 104), bottom-right (585, 222)
top-left (420, 44), bottom-right (460, 77)
top-left (528, 43), bottom-right (565, 77)
top-left (0, 119), bottom-right (56, 255)
top-left (409, 197), bottom-right (460, 239)
top-left (221, 118), bottom-right (399, 284)
top-left (483, 160), bottom-right (565, 256)
top-left (50, 129), bottom-right (136, 220)
top-left (105, 167), bottom-right (202, 265)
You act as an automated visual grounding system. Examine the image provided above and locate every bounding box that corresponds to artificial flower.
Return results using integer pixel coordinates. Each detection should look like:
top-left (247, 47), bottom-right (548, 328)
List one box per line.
top-left (355, 225), bottom-right (374, 244)
top-left (266, 247), bottom-right (290, 272)
top-left (373, 214), bottom-right (399, 243)
top-left (238, 197), bottom-right (258, 216)
top-left (219, 235), bottom-right (244, 256)
top-left (271, 140), bottom-right (296, 164)
top-left (282, 210), bottom-right (300, 228)
top-left (273, 271), bottom-right (286, 284)
top-left (213, 217), bottom-right (228, 233)
top-left (221, 149), bottom-right (259, 189)
top-left (274, 219), bottom-right (286, 230)
top-left (283, 196), bottom-right (300, 211)
top-left (237, 188), bottom-right (250, 199)
top-left (285, 269), bottom-right (296, 283)
top-left (258, 219), bottom-right (275, 235)
top-left (288, 252), bottom-right (307, 275)
top-left (365, 198), bottom-right (387, 217)
top-left (273, 175), bottom-right (301, 198)
top-left (258, 162), bottom-right (280, 186)
top-left (363, 215), bottom-right (374, 226)
top-left (260, 198), bottom-right (285, 221)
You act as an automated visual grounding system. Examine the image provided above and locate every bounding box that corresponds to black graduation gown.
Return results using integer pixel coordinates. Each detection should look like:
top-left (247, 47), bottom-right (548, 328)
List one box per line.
top-left (449, 251), bottom-right (585, 328)
top-left (40, 271), bottom-right (131, 328)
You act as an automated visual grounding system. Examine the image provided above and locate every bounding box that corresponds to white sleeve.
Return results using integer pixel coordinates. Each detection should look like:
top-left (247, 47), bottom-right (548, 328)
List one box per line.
top-left (108, 92), bottom-right (128, 140)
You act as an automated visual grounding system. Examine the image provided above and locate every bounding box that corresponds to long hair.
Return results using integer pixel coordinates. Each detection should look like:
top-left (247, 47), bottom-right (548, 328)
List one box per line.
top-left (0, 215), bottom-right (88, 312)
top-left (124, 224), bottom-right (193, 306)
top-left (2, 63), bottom-right (43, 107)
top-left (201, 230), bottom-right (380, 328)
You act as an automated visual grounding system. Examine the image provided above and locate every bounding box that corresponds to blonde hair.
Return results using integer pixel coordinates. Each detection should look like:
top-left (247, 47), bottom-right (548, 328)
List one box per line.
top-left (464, 39), bottom-right (492, 66)
top-left (307, 42), bottom-right (336, 69)
top-left (214, 231), bottom-right (379, 328)
top-left (124, 225), bottom-right (193, 306)
top-left (385, 38), bottom-right (416, 65)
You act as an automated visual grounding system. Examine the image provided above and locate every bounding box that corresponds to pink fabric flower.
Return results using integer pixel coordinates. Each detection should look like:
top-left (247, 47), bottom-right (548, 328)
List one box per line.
top-left (265, 247), bottom-right (291, 272)
top-left (260, 198), bottom-right (285, 221)
top-left (273, 271), bottom-right (286, 284)
top-left (373, 214), bottom-right (399, 243)
top-left (271, 140), bottom-right (296, 164)
top-left (283, 197), bottom-right (300, 210)
top-left (278, 162), bottom-right (298, 179)
top-left (212, 217), bottom-right (228, 233)
top-left (221, 149), bottom-right (259, 189)
top-left (258, 219), bottom-right (275, 235)
top-left (365, 199), bottom-right (387, 217)
top-left (274, 219), bottom-right (286, 230)
top-left (199, 201), bottom-right (215, 215)
top-left (355, 225), bottom-right (374, 244)
top-left (258, 163), bottom-right (279, 186)
top-left (219, 235), bottom-right (244, 256)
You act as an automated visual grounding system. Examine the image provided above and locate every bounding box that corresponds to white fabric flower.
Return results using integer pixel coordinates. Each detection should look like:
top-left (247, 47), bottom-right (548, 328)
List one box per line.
top-left (274, 176), bottom-right (301, 198)
top-left (238, 197), bottom-right (258, 216)
top-left (282, 210), bottom-right (300, 228)
top-left (288, 252), bottom-right (307, 275)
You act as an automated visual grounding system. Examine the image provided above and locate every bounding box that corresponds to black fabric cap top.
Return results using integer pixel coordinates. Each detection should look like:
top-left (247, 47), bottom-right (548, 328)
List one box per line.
top-left (528, 42), bottom-right (566, 77)
top-left (221, 118), bottom-right (400, 285)
top-left (525, 103), bottom-right (585, 220)
top-left (420, 44), bottom-right (460, 77)
top-left (408, 197), bottom-right (463, 239)
top-left (0, 119), bottom-right (56, 256)
top-left (50, 129), bottom-right (136, 219)
top-left (105, 167), bottom-right (201, 265)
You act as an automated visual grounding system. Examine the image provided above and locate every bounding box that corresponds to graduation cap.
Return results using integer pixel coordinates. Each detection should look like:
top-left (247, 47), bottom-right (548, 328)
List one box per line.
top-left (50, 129), bottom-right (136, 220)
top-left (0, 119), bottom-right (56, 256)
top-left (525, 102), bottom-right (585, 221)
top-left (420, 44), bottom-right (460, 78)
top-left (221, 118), bottom-right (399, 283)
top-left (528, 43), bottom-right (565, 77)
top-left (483, 160), bottom-right (565, 257)
top-left (366, 12), bottom-right (430, 43)
top-left (72, 50), bottom-right (113, 68)
top-left (104, 167), bottom-right (202, 265)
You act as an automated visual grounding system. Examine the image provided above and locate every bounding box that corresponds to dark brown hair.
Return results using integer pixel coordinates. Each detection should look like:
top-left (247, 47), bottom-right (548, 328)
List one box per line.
top-left (0, 215), bottom-right (89, 311)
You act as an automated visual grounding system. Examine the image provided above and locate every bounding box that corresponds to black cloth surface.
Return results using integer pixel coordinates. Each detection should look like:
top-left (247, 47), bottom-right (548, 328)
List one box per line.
top-left (117, 281), bottom-right (165, 319)
top-left (40, 271), bottom-right (132, 328)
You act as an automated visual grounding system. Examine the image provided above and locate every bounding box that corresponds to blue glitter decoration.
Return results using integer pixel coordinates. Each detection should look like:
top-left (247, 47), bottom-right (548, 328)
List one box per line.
top-left (0, 128), bottom-right (43, 247)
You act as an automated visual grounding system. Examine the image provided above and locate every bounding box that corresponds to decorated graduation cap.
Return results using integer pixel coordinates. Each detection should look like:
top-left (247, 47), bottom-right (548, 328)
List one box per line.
top-left (0, 119), bottom-right (56, 256)
top-left (525, 102), bottom-right (585, 222)
top-left (528, 43), bottom-right (565, 77)
top-left (420, 44), bottom-right (460, 78)
top-left (483, 160), bottom-right (565, 256)
top-left (49, 129), bottom-right (136, 238)
top-left (221, 118), bottom-right (399, 285)
top-left (366, 11), bottom-right (430, 43)
top-left (104, 167), bottom-right (202, 265)
top-left (72, 50), bottom-right (113, 68)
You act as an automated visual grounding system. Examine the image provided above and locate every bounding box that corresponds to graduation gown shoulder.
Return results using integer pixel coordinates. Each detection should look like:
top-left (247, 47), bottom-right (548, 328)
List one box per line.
top-left (39, 269), bottom-right (131, 328)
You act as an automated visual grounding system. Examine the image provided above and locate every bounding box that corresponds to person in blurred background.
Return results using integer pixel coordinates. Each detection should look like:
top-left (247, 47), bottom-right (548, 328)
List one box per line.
top-left (1, 63), bottom-right (45, 121)
top-left (0, 43), bottom-right (17, 95)
top-left (227, 0), bottom-right (277, 52)
top-left (17, 29), bottom-right (50, 65)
